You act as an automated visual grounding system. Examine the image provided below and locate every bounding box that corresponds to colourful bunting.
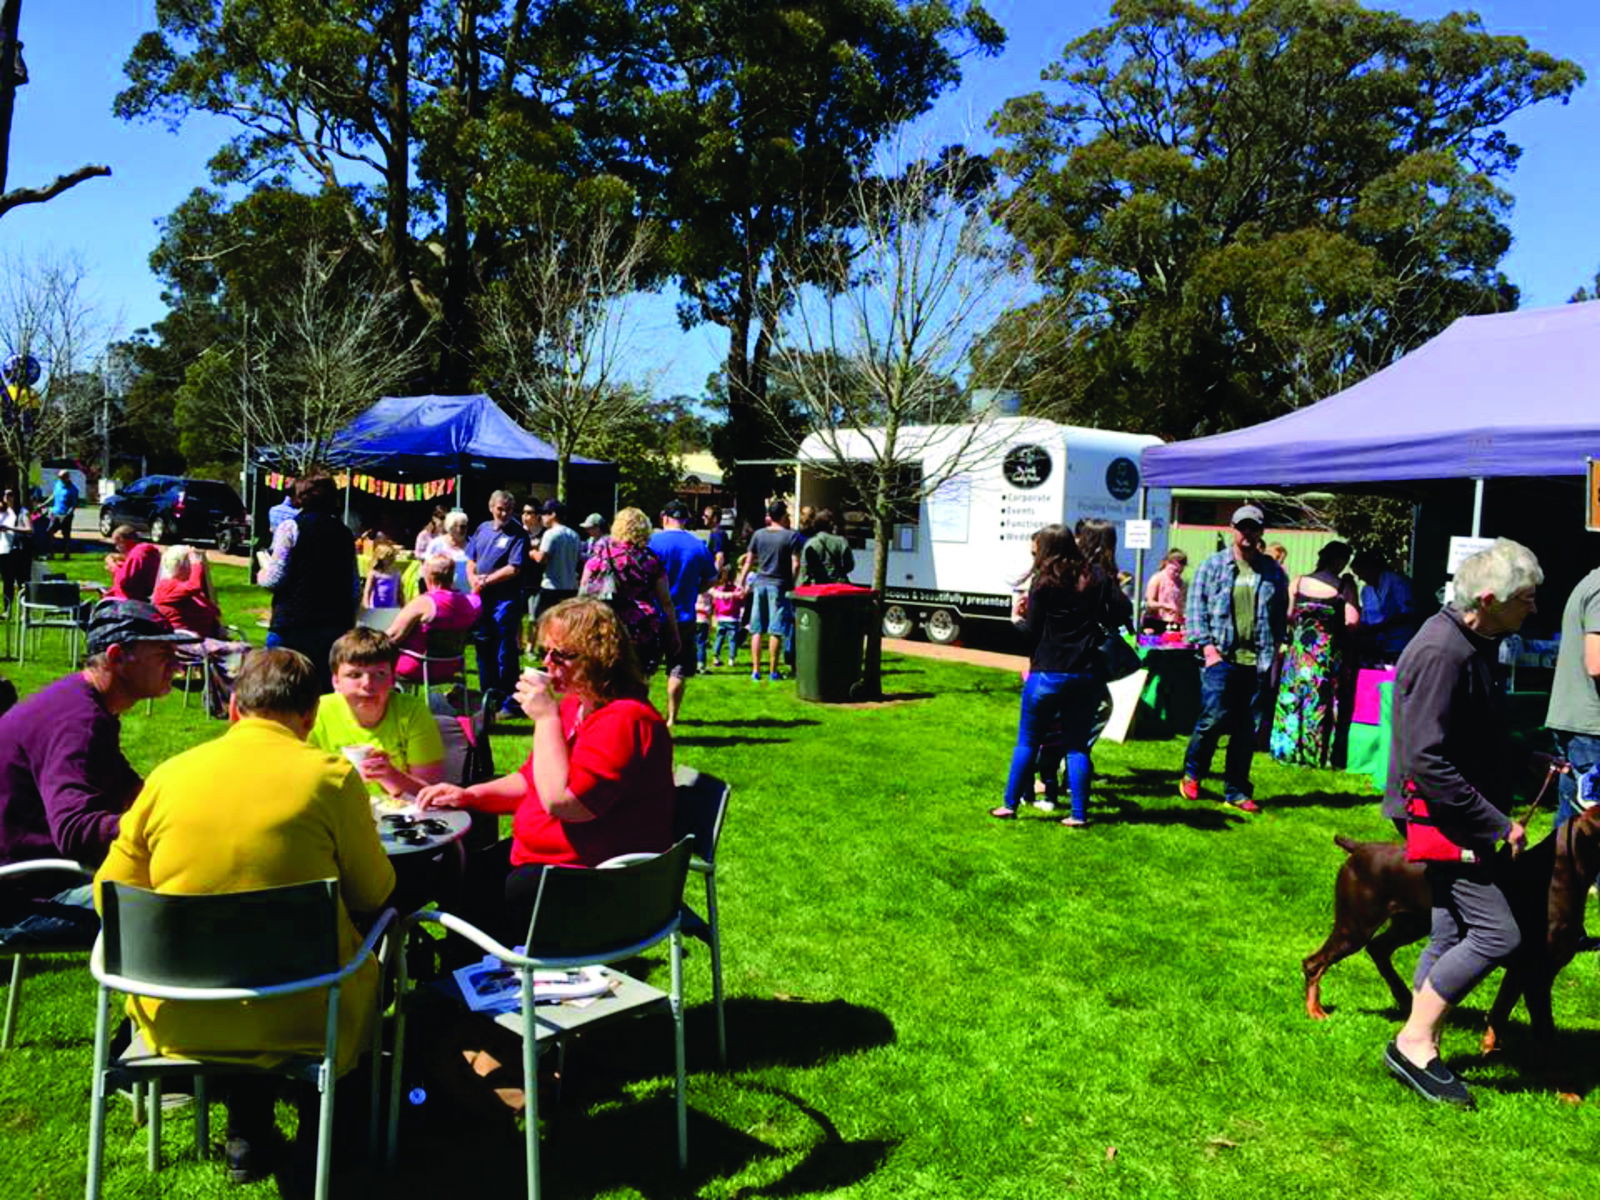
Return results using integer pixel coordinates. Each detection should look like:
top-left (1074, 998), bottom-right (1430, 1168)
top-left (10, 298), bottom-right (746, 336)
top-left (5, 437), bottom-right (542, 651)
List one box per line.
top-left (261, 472), bottom-right (458, 501)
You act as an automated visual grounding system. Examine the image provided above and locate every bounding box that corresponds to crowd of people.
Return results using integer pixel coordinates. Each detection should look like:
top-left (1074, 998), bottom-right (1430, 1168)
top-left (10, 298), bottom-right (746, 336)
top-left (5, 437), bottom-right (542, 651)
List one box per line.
top-left (5, 468), bottom-right (1577, 1170)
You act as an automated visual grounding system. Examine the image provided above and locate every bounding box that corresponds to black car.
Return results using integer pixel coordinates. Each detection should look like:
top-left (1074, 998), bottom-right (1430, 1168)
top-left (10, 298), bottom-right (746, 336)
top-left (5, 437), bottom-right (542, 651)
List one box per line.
top-left (98, 476), bottom-right (250, 553)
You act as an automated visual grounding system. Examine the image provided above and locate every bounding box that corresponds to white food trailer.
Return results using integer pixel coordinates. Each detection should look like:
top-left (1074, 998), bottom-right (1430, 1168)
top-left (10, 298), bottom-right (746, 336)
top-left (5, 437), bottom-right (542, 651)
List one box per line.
top-left (793, 418), bottom-right (1170, 643)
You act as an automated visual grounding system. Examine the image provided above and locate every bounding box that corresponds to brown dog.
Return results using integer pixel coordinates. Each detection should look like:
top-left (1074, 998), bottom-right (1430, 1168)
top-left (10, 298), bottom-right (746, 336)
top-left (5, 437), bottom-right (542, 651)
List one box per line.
top-left (1302, 807), bottom-right (1600, 1052)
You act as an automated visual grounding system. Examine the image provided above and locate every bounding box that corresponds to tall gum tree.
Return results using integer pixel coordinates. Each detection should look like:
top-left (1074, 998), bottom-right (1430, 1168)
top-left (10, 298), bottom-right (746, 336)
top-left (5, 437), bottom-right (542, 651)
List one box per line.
top-left (987, 0), bottom-right (1583, 440)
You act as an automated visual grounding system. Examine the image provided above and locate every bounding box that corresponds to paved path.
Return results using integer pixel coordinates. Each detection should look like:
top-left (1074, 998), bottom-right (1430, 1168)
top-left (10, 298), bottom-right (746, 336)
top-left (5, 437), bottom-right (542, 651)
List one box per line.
top-left (883, 637), bottom-right (1023, 673)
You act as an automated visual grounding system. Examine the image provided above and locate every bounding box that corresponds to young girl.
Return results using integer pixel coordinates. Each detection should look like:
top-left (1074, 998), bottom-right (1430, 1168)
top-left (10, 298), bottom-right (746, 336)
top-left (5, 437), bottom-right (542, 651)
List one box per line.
top-left (695, 586), bottom-right (714, 669)
top-left (707, 565), bottom-right (746, 669)
top-left (362, 538), bottom-right (404, 610)
top-left (996, 525), bottom-right (1131, 828)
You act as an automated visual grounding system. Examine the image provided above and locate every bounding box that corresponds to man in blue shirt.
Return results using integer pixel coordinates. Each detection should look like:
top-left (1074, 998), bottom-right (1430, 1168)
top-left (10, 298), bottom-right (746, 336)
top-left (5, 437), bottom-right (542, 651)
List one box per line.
top-left (266, 490), bottom-right (298, 531)
top-left (651, 501), bottom-right (717, 727)
top-left (48, 470), bottom-right (79, 558)
top-left (466, 490), bottom-right (529, 715)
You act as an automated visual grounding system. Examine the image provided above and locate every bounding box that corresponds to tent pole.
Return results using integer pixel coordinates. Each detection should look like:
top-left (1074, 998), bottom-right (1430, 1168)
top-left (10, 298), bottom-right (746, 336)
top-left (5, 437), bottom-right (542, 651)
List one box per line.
top-left (344, 477), bottom-right (352, 527)
top-left (1134, 487), bottom-right (1148, 613)
top-left (1471, 477), bottom-right (1485, 538)
top-left (454, 473), bottom-right (462, 506)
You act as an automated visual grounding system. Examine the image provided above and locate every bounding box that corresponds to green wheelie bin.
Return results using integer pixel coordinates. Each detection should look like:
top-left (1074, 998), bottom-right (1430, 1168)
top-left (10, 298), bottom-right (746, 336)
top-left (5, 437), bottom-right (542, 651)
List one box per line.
top-left (792, 584), bottom-right (877, 702)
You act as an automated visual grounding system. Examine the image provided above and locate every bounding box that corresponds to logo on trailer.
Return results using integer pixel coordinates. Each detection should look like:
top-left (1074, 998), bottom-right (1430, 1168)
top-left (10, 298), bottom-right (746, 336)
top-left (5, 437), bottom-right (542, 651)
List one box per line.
top-left (1105, 456), bottom-right (1139, 501)
top-left (1003, 444), bottom-right (1052, 490)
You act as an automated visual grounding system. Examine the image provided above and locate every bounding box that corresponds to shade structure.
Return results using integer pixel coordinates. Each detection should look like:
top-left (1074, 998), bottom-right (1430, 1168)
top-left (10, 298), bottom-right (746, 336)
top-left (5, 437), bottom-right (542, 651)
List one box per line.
top-left (1141, 301), bottom-right (1600, 488)
top-left (319, 393), bottom-right (605, 474)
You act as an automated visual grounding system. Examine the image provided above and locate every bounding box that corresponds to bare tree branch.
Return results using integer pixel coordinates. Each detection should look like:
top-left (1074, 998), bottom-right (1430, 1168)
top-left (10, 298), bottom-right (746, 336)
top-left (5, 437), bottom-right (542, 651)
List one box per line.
top-left (0, 163), bottom-right (110, 218)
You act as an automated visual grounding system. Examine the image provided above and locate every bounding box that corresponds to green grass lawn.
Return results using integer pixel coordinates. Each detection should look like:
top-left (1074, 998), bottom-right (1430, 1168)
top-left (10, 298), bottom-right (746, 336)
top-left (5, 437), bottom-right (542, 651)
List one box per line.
top-left (3, 557), bottom-right (1599, 1198)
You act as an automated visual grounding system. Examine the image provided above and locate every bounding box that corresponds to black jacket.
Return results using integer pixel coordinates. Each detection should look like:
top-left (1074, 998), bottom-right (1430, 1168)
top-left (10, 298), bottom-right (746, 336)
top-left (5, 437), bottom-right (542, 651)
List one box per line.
top-left (1382, 607), bottom-right (1515, 851)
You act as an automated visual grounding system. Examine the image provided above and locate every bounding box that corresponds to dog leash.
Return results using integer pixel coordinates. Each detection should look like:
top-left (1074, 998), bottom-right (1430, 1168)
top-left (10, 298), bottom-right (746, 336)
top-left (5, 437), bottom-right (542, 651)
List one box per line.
top-left (1510, 760), bottom-right (1564, 859)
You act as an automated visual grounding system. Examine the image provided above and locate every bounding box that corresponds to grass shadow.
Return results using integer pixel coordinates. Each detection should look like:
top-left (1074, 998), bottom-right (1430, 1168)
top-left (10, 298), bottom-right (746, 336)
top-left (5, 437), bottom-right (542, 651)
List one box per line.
top-left (673, 735), bottom-right (791, 748)
top-left (675, 718), bottom-right (822, 730)
top-left (1089, 795), bottom-right (1244, 831)
top-left (1265, 789), bottom-right (1379, 811)
top-left (1451, 1026), bottom-right (1600, 1099)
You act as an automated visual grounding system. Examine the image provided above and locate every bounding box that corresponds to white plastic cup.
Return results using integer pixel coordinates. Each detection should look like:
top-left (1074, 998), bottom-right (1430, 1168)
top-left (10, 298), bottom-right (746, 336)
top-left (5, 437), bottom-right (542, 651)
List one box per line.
top-left (341, 744), bottom-right (376, 769)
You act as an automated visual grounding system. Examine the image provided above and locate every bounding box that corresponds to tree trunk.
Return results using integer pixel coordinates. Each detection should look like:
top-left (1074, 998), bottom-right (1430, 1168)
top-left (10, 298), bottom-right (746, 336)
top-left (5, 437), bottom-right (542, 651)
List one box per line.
top-left (0, 0), bottom-right (21, 197)
top-left (857, 508), bottom-right (892, 700)
top-left (382, 1), bottom-right (414, 303)
top-left (436, 3), bottom-right (479, 391)
top-left (557, 450), bottom-right (569, 502)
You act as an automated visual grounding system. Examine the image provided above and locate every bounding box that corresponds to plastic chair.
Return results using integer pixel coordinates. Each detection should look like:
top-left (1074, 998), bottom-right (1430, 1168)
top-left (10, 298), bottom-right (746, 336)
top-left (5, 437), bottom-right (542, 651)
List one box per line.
top-left (396, 623), bottom-right (471, 708)
top-left (387, 840), bottom-right (693, 1199)
top-left (0, 858), bottom-right (94, 1049)
top-left (18, 580), bottom-right (83, 666)
top-left (86, 880), bottom-right (396, 1200)
top-left (672, 766), bottom-right (731, 1066)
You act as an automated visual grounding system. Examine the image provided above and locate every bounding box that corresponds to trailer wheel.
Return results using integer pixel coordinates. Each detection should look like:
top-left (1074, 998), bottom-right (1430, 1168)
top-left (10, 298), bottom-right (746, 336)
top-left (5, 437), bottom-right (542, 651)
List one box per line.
top-left (924, 608), bottom-right (961, 645)
top-left (881, 604), bottom-right (915, 640)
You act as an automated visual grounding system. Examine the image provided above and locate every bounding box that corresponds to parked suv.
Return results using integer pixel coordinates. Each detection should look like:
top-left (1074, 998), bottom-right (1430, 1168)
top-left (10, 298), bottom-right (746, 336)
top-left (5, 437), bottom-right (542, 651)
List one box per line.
top-left (97, 476), bottom-right (250, 553)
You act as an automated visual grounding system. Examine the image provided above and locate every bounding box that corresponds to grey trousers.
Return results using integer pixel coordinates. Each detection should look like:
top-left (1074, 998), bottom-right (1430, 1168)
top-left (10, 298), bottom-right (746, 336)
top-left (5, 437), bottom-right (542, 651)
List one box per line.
top-left (1413, 859), bottom-right (1520, 1004)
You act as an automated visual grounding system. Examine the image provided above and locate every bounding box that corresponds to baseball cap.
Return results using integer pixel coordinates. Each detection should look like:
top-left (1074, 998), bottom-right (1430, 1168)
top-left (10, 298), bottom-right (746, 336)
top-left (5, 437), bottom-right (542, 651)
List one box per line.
top-left (1231, 504), bottom-right (1266, 528)
top-left (580, 512), bottom-right (605, 530)
top-left (540, 498), bottom-right (565, 517)
top-left (661, 500), bottom-right (690, 521)
top-left (86, 599), bottom-right (201, 655)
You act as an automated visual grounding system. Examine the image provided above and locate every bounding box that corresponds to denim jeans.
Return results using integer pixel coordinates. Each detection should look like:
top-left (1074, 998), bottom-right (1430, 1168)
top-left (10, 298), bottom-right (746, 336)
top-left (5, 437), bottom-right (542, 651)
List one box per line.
top-left (1004, 672), bottom-right (1103, 822)
top-left (1554, 732), bottom-right (1600, 827)
top-left (474, 595), bottom-right (524, 706)
top-left (0, 884), bottom-right (98, 949)
top-left (710, 620), bottom-right (738, 664)
top-left (1183, 661), bottom-right (1274, 803)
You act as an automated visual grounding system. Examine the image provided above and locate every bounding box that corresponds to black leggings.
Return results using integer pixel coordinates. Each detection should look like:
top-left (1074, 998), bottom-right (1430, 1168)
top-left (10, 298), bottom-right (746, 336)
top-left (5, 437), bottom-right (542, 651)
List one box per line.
top-left (0, 550), bottom-right (27, 608)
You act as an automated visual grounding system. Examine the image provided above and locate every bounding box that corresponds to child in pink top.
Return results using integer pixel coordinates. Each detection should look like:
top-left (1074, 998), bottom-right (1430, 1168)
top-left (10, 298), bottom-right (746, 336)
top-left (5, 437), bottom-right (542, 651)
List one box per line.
top-left (707, 566), bottom-right (745, 668)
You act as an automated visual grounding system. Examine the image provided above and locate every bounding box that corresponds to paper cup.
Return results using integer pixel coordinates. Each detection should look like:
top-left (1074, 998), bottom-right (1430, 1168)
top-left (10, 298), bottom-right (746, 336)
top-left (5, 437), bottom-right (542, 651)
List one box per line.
top-left (341, 744), bottom-right (376, 769)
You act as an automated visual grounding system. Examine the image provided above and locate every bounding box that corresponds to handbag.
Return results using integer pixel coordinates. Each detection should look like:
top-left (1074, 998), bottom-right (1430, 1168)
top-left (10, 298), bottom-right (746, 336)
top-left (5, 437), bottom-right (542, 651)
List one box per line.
top-left (580, 543), bottom-right (618, 601)
top-left (1097, 626), bottom-right (1142, 681)
top-left (1402, 779), bottom-right (1478, 864)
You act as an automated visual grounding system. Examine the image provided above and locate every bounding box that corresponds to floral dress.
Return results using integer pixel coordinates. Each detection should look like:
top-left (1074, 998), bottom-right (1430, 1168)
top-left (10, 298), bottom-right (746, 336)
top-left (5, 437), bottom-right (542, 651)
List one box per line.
top-left (1270, 592), bottom-right (1344, 767)
top-left (586, 540), bottom-right (667, 673)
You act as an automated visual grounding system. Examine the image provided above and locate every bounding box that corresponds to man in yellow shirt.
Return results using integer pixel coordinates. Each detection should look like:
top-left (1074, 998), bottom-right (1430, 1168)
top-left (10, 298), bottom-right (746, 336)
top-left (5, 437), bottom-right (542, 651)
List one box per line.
top-left (308, 628), bottom-right (445, 803)
top-left (96, 648), bottom-right (394, 1183)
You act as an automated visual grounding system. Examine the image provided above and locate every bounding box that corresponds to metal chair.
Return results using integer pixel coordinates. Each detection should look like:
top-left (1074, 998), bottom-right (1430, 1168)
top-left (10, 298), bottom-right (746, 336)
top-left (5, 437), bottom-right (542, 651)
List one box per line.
top-left (86, 880), bottom-right (396, 1200)
top-left (18, 580), bottom-right (83, 666)
top-left (387, 841), bottom-right (693, 1199)
top-left (396, 623), bottom-right (471, 709)
top-left (672, 766), bottom-right (731, 1066)
top-left (0, 858), bottom-right (94, 1049)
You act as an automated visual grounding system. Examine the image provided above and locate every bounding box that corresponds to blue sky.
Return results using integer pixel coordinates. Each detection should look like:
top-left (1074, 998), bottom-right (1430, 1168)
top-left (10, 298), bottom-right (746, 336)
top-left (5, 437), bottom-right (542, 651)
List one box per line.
top-left (3, 0), bottom-right (1598, 397)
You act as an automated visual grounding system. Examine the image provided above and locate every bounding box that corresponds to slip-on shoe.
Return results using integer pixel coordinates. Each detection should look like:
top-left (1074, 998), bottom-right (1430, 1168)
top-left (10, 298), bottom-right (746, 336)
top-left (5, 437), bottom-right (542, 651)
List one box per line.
top-left (1384, 1041), bottom-right (1475, 1108)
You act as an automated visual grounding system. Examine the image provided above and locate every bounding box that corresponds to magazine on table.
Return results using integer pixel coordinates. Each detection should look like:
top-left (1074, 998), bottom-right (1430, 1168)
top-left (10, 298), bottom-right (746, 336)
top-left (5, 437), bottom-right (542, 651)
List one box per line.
top-left (451, 951), bottom-right (613, 1014)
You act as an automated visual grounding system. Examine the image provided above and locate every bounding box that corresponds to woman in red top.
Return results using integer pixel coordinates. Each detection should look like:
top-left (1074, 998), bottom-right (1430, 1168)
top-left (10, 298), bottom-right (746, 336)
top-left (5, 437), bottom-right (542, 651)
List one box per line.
top-left (418, 597), bottom-right (675, 933)
top-left (150, 546), bottom-right (250, 715)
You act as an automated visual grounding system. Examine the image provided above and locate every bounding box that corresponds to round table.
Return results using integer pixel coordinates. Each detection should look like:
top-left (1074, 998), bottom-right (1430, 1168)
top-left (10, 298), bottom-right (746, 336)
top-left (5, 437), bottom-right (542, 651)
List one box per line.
top-left (375, 808), bottom-right (472, 857)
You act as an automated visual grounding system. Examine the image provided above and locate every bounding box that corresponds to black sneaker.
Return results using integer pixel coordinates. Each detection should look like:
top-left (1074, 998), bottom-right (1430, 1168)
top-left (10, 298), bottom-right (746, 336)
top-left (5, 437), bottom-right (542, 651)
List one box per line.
top-left (1384, 1041), bottom-right (1475, 1108)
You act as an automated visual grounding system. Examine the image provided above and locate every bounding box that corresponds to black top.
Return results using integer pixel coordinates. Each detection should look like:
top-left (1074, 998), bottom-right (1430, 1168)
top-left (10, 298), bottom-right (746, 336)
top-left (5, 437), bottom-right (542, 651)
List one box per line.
top-left (1024, 567), bottom-right (1131, 674)
top-left (270, 510), bottom-right (357, 632)
top-left (1382, 607), bottom-right (1515, 851)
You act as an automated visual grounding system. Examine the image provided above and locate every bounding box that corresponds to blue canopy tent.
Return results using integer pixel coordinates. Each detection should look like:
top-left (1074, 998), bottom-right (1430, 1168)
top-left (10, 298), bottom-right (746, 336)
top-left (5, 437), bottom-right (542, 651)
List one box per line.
top-left (253, 393), bottom-right (617, 541)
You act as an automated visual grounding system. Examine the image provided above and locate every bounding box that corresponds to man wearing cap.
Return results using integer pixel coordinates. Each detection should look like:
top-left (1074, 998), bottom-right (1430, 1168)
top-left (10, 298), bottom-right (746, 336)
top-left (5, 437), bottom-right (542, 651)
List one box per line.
top-left (531, 499), bottom-right (582, 621)
top-left (466, 489), bottom-right (530, 714)
top-left (0, 600), bottom-right (197, 947)
top-left (579, 512), bottom-right (607, 558)
top-left (1179, 504), bottom-right (1289, 813)
top-left (651, 500), bottom-right (717, 726)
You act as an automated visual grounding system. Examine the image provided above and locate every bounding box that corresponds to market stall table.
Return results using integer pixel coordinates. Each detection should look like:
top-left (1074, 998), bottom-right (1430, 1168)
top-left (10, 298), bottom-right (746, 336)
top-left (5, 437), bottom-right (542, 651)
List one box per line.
top-left (1134, 643), bottom-right (1201, 738)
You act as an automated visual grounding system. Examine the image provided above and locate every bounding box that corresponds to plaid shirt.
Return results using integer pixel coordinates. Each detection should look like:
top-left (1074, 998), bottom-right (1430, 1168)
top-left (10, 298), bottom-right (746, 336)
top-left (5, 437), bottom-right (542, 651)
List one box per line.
top-left (1185, 548), bottom-right (1288, 663)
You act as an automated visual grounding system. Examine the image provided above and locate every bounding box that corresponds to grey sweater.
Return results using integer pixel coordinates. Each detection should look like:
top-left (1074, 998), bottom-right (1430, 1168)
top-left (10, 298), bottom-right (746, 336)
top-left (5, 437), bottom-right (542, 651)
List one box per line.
top-left (1382, 607), bottom-right (1515, 852)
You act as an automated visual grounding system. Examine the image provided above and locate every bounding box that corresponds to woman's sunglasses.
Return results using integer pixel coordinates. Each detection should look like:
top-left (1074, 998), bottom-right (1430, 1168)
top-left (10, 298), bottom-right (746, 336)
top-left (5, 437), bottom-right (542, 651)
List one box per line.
top-left (540, 647), bottom-right (578, 665)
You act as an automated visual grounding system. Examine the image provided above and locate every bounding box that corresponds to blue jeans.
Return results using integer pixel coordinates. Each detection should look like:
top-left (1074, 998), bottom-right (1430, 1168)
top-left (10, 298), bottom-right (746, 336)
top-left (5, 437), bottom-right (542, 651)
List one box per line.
top-left (1004, 672), bottom-right (1102, 822)
top-left (1554, 732), bottom-right (1600, 827)
top-left (695, 621), bottom-right (709, 667)
top-left (748, 585), bottom-right (791, 636)
top-left (710, 620), bottom-right (738, 664)
top-left (1183, 661), bottom-right (1274, 803)
top-left (0, 884), bottom-right (98, 949)
top-left (474, 594), bottom-right (523, 706)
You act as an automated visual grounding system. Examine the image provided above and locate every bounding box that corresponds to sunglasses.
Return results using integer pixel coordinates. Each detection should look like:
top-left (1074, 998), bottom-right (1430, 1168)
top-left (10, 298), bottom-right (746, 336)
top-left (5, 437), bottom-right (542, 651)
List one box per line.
top-left (541, 647), bottom-right (578, 665)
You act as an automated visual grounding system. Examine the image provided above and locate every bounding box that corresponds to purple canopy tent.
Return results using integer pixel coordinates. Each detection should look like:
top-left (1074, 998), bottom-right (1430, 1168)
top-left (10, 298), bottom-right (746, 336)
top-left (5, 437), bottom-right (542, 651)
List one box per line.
top-left (1140, 303), bottom-right (1600, 516)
